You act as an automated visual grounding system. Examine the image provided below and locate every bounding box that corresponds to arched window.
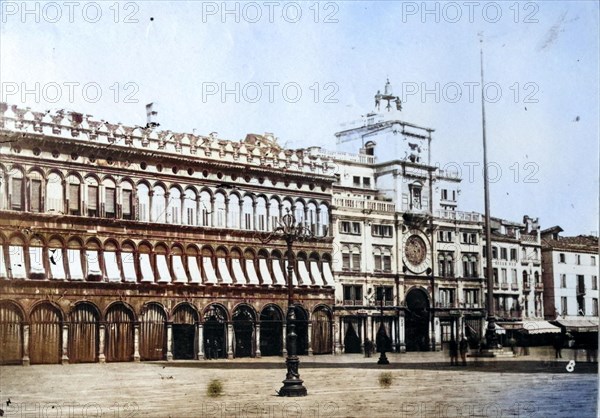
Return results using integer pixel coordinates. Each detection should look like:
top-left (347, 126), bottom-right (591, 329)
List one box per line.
top-left (374, 247), bottom-right (382, 271)
top-left (269, 198), bottom-right (280, 228)
top-left (137, 183), bottom-right (150, 222)
top-left (9, 167), bottom-right (24, 211)
top-left (319, 203), bottom-right (329, 236)
top-left (67, 174), bottom-right (81, 216)
top-left (214, 192), bottom-right (226, 228)
top-left (103, 178), bottom-right (116, 218)
top-left (152, 185), bottom-right (166, 223)
top-left (242, 196), bottom-right (253, 230)
top-left (282, 199), bottom-right (292, 216)
top-left (256, 196), bottom-right (267, 231)
top-left (183, 189), bottom-right (197, 226)
top-left (306, 203), bottom-right (317, 234)
top-left (85, 177), bottom-right (99, 217)
top-left (167, 187), bottom-right (181, 224)
top-left (200, 190), bottom-right (212, 227)
top-left (120, 181), bottom-right (134, 220)
top-left (28, 171), bottom-right (44, 213)
top-left (228, 194), bottom-right (240, 229)
top-left (294, 201), bottom-right (305, 224)
top-left (46, 172), bottom-right (63, 213)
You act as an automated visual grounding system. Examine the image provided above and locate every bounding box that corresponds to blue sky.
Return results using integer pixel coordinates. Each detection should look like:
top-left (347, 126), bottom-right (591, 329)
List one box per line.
top-left (1, 1), bottom-right (598, 235)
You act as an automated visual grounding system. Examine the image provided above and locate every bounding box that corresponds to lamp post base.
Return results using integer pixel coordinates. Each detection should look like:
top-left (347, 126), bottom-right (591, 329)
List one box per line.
top-left (279, 356), bottom-right (307, 397)
top-left (377, 352), bottom-right (390, 365)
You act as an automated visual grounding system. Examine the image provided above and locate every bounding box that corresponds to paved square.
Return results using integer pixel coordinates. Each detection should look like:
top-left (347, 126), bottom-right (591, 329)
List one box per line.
top-left (0, 353), bottom-right (597, 418)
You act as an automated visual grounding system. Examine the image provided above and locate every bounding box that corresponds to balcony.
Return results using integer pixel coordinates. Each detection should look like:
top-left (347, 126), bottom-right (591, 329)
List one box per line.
top-left (343, 300), bottom-right (361, 306)
top-left (436, 302), bottom-right (457, 308)
top-left (523, 282), bottom-right (531, 290)
top-left (435, 210), bottom-right (482, 222)
top-left (535, 283), bottom-right (543, 291)
top-left (494, 309), bottom-right (522, 319)
top-left (500, 283), bottom-right (509, 290)
top-left (511, 283), bottom-right (519, 291)
top-left (333, 197), bottom-right (396, 213)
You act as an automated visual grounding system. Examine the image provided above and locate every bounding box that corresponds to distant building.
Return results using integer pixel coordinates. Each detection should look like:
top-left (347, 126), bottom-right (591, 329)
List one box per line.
top-left (541, 227), bottom-right (599, 343)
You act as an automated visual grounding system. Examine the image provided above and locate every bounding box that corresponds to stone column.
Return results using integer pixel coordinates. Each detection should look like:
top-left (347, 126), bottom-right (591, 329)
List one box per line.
top-left (133, 324), bottom-right (140, 362)
top-left (399, 315), bottom-right (406, 353)
top-left (224, 198), bottom-right (230, 228)
top-left (227, 323), bottom-right (234, 358)
top-left (148, 190), bottom-right (154, 222)
top-left (255, 324), bottom-right (261, 358)
top-left (391, 319), bottom-right (396, 352)
top-left (22, 324), bottom-right (30, 366)
top-left (307, 322), bottom-right (313, 356)
top-left (61, 324), bottom-right (69, 364)
top-left (332, 320), bottom-right (339, 355)
top-left (98, 324), bottom-right (106, 363)
top-left (197, 324), bottom-right (204, 359)
top-left (196, 196), bottom-right (202, 226)
top-left (282, 323), bottom-right (287, 356)
top-left (166, 323), bottom-right (173, 361)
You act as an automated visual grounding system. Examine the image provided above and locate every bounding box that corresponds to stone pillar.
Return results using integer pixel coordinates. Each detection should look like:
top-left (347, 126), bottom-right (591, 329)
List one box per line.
top-left (224, 198), bottom-right (230, 228)
top-left (61, 324), bottom-right (69, 364)
top-left (148, 190), bottom-right (154, 222)
top-left (255, 324), bottom-right (261, 358)
top-left (197, 324), bottom-right (204, 359)
top-left (307, 322), bottom-right (313, 356)
top-left (332, 320), bottom-right (338, 355)
top-left (282, 323), bottom-right (287, 356)
top-left (166, 323), bottom-right (173, 361)
top-left (133, 324), bottom-right (140, 362)
top-left (366, 315), bottom-right (373, 343)
top-left (391, 319), bottom-right (396, 352)
top-left (399, 315), bottom-right (406, 353)
top-left (227, 323), bottom-right (234, 358)
top-left (22, 324), bottom-right (30, 366)
top-left (435, 317), bottom-right (441, 351)
top-left (98, 324), bottom-right (106, 363)
top-left (316, 208), bottom-right (321, 236)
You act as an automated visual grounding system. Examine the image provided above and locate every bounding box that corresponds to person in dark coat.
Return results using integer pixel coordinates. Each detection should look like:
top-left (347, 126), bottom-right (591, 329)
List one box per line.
top-left (553, 334), bottom-right (563, 359)
top-left (449, 339), bottom-right (459, 366)
top-left (364, 338), bottom-right (373, 358)
top-left (459, 337), bottom-right (469, 366)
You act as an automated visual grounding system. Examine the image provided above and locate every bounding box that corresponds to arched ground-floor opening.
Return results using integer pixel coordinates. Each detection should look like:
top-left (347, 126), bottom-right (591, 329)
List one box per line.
top-left (106, 303), bottom-right (135, 362)
top-left (373, 316), bottom-right (394, 353)
top-left (312, 307), bottom-right (333, 354)
top-left (172, 304), bottom-right (198, 360)
top-left (233, 305), bottom-right (256, 358)
top-left (0, 302), bottom-right (23, 365)
top-left (343, 317), bottom-right (362, 354)
top-left (203, 305), bottom-right (228, 359)
top-left (405, 289), bottom-right (430, 352)
top-left (30, 303), bottom-right (62, 364)
top-left (69, 303), bottom-right (99, 363)
top-left (292, 305), bottom-right (309, 356)
top-left (140, 303), bottom-right (167, 361)
top-left (260, 305), bottom-right (282, 356)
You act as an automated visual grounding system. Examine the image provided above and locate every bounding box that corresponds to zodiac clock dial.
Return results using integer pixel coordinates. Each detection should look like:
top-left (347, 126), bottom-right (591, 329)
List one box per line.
top-left (403, 234), bottom-right (430, 273)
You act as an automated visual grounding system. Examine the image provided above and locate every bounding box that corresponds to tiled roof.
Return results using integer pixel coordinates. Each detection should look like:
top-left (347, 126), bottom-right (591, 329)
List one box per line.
top-left (542, 235), bottom-right (598, 253)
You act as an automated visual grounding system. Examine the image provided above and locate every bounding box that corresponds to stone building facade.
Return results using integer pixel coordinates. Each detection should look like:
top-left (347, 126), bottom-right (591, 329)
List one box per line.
top-left (0, 104), bottom-right (336, 365)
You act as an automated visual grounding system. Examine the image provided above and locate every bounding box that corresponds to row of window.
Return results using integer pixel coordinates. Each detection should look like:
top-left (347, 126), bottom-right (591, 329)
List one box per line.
top-left (0, 243), bottom-right (335, 287)
top-left (342, 285), bottom-right (480, 308)
top-left (437, 231), bottom-right (477, 244)
top-left (339, 246), bottom-right (393, 273)
top-left (484, 268), bottom-right (541, 287)
top-left (560, 296), bottom-right (599, 317)
top-left (438, 289), bottom-right (481, 308)
top-left (437, 252), bottom-right (478, 278)
top-left (1, 168), bottom-right (331, 235)
top-left (338, 221), bottom-right (394, 238)
top-left (559, 274), bottom-right (598, 291)
top-left (558, 253), bottom-right (596, 266)
top-left (483, 246), bottom-right (539, 261)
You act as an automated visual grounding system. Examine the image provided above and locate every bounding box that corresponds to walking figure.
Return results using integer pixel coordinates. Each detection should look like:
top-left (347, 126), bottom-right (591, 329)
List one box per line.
top-left (553, 335), bottom-right (563, 359)
top-left (449, 339), bottom-right (459, 366)
top-left (459, 338), bottom-right (469, 366)
top-left (364, 338), bottom-right (373, 358)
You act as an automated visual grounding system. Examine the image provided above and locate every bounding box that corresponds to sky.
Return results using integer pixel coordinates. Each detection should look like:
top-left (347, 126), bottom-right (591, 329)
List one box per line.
top-left (1, 1), bottom-right (598, 236)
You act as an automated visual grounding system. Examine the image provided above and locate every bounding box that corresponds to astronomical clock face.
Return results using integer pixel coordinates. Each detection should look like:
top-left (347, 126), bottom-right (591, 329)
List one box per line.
top-left (403, 233), bottom-right (430, 274)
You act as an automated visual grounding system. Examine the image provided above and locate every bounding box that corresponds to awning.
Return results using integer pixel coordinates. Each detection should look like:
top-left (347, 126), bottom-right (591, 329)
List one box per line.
top-left (9, 245), bottom-right (26, 279)
top-left (187, 256), bottom-right (202, 284)
top-left (258, 259), bottom-right (273, 285)
top-left (298, 260), bottom-right (312, 286)
top-left (172, 255), bottom-right (188, 283)
top-left (67, 249), bottom-right (84, 280)
top-left (202, 257), bottom-right (217, 284)
top-left (322, 262), bottom-right (334, 287)
top-left (121, 252), bottom-right (137, 282)
top-left (156, 254), bottom-right (172, 283)
top-left (554, 319), bottom-right (599, 333)
top-left (231, 258), bottom-right (247, 285)
top-left (217, 258), bottom-right (233, 284)
top-left (139, 253), bottom-right (155, 282)
top-left (245, 260), bottom-right (260, 285)
top-left (104, 251), bottom-right (121, 282)
top-left (310, 261), bottom-right (324, 286)
top-left (48, 248), bottom-right (66, 280)
top-left (0, 247), bottom-right (7, 279)
top-left (496, 321), bottom-right (561, 334)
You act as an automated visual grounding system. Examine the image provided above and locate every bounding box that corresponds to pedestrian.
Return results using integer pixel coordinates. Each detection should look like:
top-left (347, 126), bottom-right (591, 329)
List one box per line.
top-left (364, 338), bottom-right (373, 358)
top-left (459, 337), bottom-right (469, 366)
top-left (449, 339), bottom-right (459, 366)
top-left (553, 334), bottom-right (563, 359)
top-left (508, 337), bottom-right (517, 356)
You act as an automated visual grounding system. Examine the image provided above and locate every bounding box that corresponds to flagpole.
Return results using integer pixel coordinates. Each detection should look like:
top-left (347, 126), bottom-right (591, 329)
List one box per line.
top-left (480, 35), bottom-right (497, 349)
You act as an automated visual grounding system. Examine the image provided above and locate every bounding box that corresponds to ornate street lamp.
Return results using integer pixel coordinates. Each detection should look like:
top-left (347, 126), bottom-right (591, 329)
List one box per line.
top-left (367, 288), bottom-right (390, 365)
top-left (260, 212), bottom-right (314, 397)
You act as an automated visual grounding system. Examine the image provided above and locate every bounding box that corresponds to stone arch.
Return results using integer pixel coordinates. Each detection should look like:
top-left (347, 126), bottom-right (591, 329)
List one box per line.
top-left (0, 300), bottom-right (25, 364)
top-left (68, 301), bottom-right (100, 363)
top-left (29, 302), bottom-right (63, 364)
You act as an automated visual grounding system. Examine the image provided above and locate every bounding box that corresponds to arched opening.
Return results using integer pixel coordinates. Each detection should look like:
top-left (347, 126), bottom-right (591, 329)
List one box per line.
top-left (343, 317), bottom-right (362, 354)
top-left (105, 303), bottom-right (135, 362)
top-left (260, 305), bottom-right (282, 356)
top-left (292, 305), bottom-right (309, 356)
top-left (30, 303), bottom-right (62, 364)
top-left (140, 303), bottom-right (167, 361)
top-left (405, 288), bottom-right (430, 352)
top-left (233, 305), bottom-right (255, 358)
top-left (172, 304), bottom-right (198, 360)
top-left (312, 307), bottom-right (332, 354)
top-left (0, 302), bottom-right (23, 364)
top-left (68, 303), bottom-right (99, 363)
top-left (203, 305), bottom-right (228, 359)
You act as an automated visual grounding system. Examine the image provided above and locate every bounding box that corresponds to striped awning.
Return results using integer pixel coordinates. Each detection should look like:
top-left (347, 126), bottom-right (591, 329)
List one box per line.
top-left (554, 319), bottom-right (599, 332)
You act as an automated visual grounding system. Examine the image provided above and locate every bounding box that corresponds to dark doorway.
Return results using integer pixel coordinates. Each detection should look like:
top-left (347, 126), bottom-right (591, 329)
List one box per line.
top-left (312, 307), bottom-right (333, 354)
top-left (140, 304), bottom-right (167, 361)
top-left (292, 306), bottom-right (309, 355)
top-left (203, 305), bottom-right (227, 359)
top-left (343, 318), bottom-right (362, 353)
top-left (173, 325), bottom-right (195, 359)
top-left (405, 289), bottom-right (431, 351)
top-left (233, 306), bottom-right (255, 358)
top-left (260, 306), bottom-right (282, 356)
top-left (374, 317), bottom-right (394, 352)
top-left (172, 304), bottom-right (198, 360)
top-left (106, 303), bottom-right (134, 362)
top-left (69, 303), bottom-right (99, 363)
